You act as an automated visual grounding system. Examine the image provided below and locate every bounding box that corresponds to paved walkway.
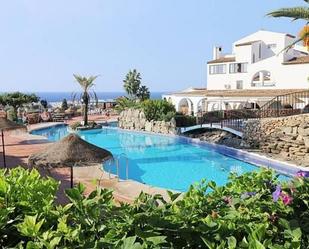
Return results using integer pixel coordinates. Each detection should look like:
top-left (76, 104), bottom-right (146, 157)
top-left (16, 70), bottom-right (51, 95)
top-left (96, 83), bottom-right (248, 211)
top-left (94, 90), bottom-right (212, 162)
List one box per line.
top-left (0, 119), bottom-right (173, 204)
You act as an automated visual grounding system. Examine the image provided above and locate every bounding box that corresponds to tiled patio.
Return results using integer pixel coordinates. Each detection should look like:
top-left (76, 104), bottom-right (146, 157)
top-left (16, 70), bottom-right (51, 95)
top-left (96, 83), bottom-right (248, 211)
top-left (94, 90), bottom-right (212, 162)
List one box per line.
top-left (0, 120), bottom-right (172, 204)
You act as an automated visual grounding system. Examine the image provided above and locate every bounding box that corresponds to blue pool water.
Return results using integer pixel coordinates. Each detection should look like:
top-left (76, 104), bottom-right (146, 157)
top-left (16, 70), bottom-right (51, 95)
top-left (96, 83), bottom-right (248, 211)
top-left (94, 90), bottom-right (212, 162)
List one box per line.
top-left (31, 125), bottom-right (288, 192)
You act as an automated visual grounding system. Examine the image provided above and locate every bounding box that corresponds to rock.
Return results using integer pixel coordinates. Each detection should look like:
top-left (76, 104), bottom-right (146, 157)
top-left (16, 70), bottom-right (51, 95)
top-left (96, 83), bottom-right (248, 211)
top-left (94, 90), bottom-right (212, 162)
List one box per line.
top-left (304, 137), bottom-right (309, 148)
top-left (280, 126), bottom-right (292, 134)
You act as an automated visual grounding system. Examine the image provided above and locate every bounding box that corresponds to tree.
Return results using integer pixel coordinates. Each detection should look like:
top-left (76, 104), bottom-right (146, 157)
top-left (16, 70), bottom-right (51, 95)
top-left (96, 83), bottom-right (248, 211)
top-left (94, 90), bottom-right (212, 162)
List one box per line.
top-left (136, 85), bottom-right (150, 101)
top-left (123, 70), bottom-right (150, 101)
top-left (123, 69), bottom-right (141, 99)
top-left (40, 99), bottom-right (48, 109)
top-left (73, 74), bottom-right (98, 126)
top-left (61, 99), bottom-right (68, 110)
top-left (267, 0), bottom-right (309, 51)
top-left (0, 92), bottom-right (39, 113)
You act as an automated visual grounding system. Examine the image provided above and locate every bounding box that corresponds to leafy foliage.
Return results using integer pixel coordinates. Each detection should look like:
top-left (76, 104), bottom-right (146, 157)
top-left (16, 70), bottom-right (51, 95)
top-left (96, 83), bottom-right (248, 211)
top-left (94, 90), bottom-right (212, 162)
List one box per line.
top-left (2, 167), bottom-right (309, 248)
top-left (115, 97), bottom-right (141, 112)
top-left (123, 70), bottom-right (150, 101)
top-left (136, 85), bottom-right (150, 101)
top-left (0, 92), bottom-right (39, 111)
top-left (61, 99), bottom-right (68, 111)
top-left (267, 0), bottom-right (309, 51)
top-left (73, 74), bottom-right (99, 126)
top-left (141, 99), bottom-right (176, 121)
top-left (40, 99), bottom-right (48, 109)
top-left (175, 113), bottom-right (197, 127)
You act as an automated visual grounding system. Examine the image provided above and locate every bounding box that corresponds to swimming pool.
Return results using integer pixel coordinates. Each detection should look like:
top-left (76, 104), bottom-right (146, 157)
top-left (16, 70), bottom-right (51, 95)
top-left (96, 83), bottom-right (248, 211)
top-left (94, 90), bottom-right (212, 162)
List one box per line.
top-left (31, 124), bottom-right (289, 192)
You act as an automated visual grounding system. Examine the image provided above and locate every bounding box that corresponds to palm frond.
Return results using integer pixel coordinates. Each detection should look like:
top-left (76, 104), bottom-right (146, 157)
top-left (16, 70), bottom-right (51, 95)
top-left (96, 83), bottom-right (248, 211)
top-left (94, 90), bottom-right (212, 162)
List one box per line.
top-left (279, 31), bottom-right (309, 53)
top-left (267, 7), bottom-right (309, 21)
top-left (93, 91), bottom-right (98, 107)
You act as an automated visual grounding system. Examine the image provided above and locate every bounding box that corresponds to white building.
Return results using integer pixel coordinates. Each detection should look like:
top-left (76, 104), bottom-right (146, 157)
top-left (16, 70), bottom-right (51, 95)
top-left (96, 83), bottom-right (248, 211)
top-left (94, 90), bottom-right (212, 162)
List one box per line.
top-left (163, 30), bottom-right (309, 116)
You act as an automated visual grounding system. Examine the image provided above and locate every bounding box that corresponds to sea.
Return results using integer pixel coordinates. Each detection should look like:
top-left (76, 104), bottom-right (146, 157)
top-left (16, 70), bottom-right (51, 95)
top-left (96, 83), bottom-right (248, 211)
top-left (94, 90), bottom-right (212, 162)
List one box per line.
top-left (31, 92), bottom-right (166, 107)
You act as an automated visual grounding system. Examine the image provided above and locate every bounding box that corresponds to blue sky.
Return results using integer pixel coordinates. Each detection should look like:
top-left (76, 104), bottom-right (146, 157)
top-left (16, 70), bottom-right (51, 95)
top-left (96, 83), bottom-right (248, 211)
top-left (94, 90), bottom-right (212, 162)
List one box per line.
top-left (0, 0), bottom-right (306, 92)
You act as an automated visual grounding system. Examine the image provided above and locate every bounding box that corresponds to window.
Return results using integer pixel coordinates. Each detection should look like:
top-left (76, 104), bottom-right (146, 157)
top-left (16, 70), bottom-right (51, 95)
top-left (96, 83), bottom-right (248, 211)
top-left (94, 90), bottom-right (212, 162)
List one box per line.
top-left (209, 64), bottom-right (226, 75)
top-left (252, 54), bottom-right (256, 63)
top-left (259, 44), bottom-right (262, 59)
top-left (229, 63), bottom-right (248, 73)
top-left (236, 80), bottom-right (243, 89)
top-left (267, 44), bottom-right (277, 49)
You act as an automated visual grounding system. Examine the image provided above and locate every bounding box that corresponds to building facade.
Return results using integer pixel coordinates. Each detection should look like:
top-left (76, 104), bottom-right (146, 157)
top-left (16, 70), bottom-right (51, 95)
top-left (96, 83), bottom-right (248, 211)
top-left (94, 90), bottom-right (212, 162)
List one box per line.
top-left (163, 30), bottom-right (309, 116)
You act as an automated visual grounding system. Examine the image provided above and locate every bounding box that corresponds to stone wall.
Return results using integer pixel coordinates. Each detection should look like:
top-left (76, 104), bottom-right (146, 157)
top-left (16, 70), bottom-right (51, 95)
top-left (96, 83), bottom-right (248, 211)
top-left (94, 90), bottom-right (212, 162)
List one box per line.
top-left (243, 114), bottom-right (309, 166)
top-left (118, 109), bottom-right (177, 135)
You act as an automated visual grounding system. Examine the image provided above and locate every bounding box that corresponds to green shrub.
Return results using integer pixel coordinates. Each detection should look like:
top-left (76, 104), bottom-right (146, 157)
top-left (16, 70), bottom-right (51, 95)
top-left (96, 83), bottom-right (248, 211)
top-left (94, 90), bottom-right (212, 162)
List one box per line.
top-left (115, 97), bottom-right (141, 112)
top-left (141, 99), bottom-right (176, 121)
top-left (2, 167), bottom-right (309, 248)
top-left (69, 121), bottom-right (97, 130)
top-left (6, 107), bottom-right (17, 121)
top-left (69, 121), bottom-right (81, 130)
top-left (175, 114), bottom-right (197, 127)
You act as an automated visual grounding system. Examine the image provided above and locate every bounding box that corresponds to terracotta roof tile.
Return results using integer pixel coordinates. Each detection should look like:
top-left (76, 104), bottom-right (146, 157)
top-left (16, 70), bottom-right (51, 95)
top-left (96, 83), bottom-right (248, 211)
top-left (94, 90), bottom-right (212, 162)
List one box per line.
top-left (207, 57), bottom-right (236, 64)
top-left (168, 89), bottom-right (307, 98)
top-left (283, 55), bottom-right (309, 65)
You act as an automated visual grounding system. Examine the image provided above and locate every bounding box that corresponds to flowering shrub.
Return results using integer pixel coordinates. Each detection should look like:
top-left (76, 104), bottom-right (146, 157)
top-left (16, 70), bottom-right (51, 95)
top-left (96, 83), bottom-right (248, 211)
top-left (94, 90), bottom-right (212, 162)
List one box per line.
top-left (1, 167), bottom-right (309, 248)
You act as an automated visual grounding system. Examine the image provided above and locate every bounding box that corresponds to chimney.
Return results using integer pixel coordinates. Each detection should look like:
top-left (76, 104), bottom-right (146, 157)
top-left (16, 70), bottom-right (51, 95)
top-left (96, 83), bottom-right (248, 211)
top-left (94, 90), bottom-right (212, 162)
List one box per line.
top-left (213, 46), bottom-right (223, 60)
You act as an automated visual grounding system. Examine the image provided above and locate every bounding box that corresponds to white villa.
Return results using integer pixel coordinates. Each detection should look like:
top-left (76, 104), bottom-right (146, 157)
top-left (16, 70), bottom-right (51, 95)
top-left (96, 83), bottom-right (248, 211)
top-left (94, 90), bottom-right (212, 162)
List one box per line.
top-left (163, 30), bottom-right (309, 116)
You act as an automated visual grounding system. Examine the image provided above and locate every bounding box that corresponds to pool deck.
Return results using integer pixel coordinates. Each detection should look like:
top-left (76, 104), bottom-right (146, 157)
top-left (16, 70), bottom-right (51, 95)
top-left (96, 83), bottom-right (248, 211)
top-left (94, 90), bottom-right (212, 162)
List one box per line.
top-left (1, 120), bottom-right (174, 204)
top-left (1, 120), bottom-right (308, 204)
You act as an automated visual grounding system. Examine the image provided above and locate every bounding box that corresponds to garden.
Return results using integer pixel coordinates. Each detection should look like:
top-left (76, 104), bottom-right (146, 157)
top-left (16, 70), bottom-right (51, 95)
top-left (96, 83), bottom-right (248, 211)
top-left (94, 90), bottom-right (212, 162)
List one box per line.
top-left (0, 167), bottom-right (308, 248)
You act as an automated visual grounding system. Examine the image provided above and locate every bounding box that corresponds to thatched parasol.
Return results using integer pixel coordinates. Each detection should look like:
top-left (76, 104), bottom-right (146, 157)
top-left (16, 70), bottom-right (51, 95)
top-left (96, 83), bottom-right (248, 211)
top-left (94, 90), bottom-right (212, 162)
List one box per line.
top-left (28, 133), bottom-right (113, 168)
top-left (0, 118), bottom-right (25, 168)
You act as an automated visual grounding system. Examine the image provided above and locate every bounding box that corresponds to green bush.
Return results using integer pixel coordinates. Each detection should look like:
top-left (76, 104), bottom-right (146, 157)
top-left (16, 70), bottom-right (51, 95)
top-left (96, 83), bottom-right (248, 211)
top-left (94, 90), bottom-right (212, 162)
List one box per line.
top-left (175, 114), bottom-right (197, 127)
top-left (69, 121), bottom-right (97, 130)
top-left (115, 97), bottom-right (141, 112)
top-left (141, 99), bottom-right (176, 121)
top-left (6, 107), bottom-right (17, 121)
top-left (1, 167), bottom-right (309, 248)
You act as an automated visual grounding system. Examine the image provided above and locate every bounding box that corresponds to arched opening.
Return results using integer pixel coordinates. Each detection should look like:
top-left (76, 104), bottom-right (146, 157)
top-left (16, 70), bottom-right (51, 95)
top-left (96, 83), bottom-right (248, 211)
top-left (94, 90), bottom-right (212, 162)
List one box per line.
top-left (303, 104), bottom-right (309, 113)
top-left (178, 98), bottom-right (194, 115)
top-left (224, 102), bottom-right (232, 110)
top-left (211, 103), bottom-right (220, 111)
top-left (197, 98), bottom-right (208, 114)
top-left (167, 97), bottom-right (172, 103)
top-left (251, 70), bottom-right (275, 87)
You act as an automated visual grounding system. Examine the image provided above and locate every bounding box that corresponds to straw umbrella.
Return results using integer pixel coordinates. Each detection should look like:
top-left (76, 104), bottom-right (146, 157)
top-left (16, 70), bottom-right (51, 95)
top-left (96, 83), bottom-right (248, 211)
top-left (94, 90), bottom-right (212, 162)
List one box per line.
top-left (0, 118), bottom-right (25, 168)
top-left (28, 133), bottom-right (113, 187)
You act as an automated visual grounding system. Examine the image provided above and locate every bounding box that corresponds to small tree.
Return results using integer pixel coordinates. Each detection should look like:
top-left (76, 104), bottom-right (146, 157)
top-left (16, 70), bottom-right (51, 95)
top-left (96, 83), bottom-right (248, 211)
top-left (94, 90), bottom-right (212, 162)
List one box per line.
top-left (61, 99), bottom-right (68, 110)
top-left (40, 99), bottom-right (48, 109)
top-left (0, 92), bottom-right (39, 119)
top-left (73, 74), bottom-right (98, 126)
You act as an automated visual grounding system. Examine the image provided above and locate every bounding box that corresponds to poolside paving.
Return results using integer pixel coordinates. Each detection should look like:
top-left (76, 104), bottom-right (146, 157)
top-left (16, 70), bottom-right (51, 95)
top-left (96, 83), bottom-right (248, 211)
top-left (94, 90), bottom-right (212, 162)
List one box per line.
top-left (0, 118), bottom-right (173, 204)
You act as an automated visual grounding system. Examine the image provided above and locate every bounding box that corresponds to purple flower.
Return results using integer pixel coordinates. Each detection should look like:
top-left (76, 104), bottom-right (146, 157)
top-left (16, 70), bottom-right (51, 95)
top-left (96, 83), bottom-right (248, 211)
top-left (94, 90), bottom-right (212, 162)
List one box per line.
top-left (272, 185), bottom-right (281, 202)
top-left (296, 170), bottom-right (309, 178)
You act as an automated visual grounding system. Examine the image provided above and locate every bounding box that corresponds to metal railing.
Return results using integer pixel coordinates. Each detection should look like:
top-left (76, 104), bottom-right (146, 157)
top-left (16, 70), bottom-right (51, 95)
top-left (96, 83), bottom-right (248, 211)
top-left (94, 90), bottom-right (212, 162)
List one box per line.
top-left (116, 153), bottom-right (129, 181)
top-left (197, 90), bottom-right (309, 133)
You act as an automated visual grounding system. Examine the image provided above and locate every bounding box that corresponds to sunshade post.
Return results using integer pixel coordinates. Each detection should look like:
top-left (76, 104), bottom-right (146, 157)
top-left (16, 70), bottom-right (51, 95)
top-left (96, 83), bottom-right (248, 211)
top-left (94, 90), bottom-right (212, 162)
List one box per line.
top-left (1, 129), bottom-right (6, 169)
top-left (70, 163), bottom-right (74, 188)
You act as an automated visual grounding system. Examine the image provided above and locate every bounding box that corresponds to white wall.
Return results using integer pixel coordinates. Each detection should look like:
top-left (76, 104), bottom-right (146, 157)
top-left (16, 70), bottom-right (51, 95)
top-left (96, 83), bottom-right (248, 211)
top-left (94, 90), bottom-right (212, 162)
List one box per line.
top-left (207, 31), bottom-right (309, 90)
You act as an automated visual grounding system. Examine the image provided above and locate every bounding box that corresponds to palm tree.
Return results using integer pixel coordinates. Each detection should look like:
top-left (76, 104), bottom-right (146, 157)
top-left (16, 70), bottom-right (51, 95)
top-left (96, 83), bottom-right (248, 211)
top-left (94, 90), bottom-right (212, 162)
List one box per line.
top-left (267, 0), bottom-right (309, 51)
top-left (73, 74), bottom-right (98, 126)
top-left (137, 85), bottom-right (150, 101)
top-left (123, 69), bottom-right (141, 99)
